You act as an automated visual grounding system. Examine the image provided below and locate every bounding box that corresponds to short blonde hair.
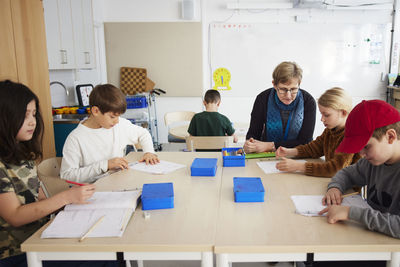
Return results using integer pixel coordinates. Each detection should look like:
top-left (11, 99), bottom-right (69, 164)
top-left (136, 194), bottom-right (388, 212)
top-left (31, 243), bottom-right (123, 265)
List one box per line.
top-left (272, 61), bottom-right (303, 85)
top-left (318, 87), bottom-right (352, 113)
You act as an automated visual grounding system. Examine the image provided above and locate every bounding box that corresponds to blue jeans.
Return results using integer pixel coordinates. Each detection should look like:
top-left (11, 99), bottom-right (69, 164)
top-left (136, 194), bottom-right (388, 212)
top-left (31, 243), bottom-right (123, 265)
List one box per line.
top-left (0, 253), bottom-right (119, 267)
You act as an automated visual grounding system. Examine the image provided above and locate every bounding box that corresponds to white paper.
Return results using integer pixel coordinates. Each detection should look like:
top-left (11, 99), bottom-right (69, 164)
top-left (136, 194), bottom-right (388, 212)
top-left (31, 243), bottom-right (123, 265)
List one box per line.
top-left (290, 194), bottom-right (371, 217)
top-left (256, 160), bottom-right (306, 174)
top-left (41, 191), bottom-right (140, 239)
top-left (129, 160), bottom-right (185, 174)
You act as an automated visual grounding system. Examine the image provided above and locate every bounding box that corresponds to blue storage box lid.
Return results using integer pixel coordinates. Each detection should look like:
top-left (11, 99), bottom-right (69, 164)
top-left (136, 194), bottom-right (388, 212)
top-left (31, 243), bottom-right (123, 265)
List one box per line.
top-left (190, 158), bottom-right (218, 176)
top-left (233, 177), bottom-right (265, 202)
top-left (142, 182), bottom-right (174, 200)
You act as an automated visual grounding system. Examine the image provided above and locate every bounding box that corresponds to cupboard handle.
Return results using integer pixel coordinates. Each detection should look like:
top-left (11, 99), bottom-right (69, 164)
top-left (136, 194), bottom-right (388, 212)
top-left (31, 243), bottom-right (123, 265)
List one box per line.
top-left (60, 50), bottom-right (68, 64)
top-left (84, 52), bottom-right (90, 64)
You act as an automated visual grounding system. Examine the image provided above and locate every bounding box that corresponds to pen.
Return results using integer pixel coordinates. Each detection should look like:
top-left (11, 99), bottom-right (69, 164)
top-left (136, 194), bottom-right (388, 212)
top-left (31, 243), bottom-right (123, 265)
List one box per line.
top-left (66, 180), bottom-right (85, 186)
top-left (341, 191), bottom-right (359, 198)
top-left (79, 215), bottom-right (105, 242)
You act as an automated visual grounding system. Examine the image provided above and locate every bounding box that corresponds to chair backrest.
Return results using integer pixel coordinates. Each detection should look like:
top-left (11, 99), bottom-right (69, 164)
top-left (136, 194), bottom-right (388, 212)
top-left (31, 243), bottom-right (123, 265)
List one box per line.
top-left (164, 111), bottom-right (196, 127)
top-left (37, 157), bottom-right (69, 198)
top-left (185, 136), bottom-right (234, 151)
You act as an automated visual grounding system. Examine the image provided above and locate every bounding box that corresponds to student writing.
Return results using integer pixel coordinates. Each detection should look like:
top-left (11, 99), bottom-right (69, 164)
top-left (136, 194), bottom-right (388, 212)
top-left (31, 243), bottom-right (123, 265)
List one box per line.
top-left (275, 87), bottom-right (360, 177)
top-left (188, 89), bottom-right (238, 142)
top-left (319, 100), bottom-right (400, 239)
top-left (0, 80), bottom-right (112, 267)
top-left (60, 84), bottom-right (159, 183)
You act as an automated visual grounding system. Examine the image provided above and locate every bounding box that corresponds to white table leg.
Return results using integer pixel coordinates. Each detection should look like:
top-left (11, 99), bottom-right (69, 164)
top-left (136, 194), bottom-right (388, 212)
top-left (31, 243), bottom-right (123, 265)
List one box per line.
top-left (388, 252), bottom-right (400, 267)
top-left (137, 260), bottom-right (144, 267)
top-left (201, 252), bottom-right (213, 267)
top-left (26, 252), bottom-right (42, 267)
top-left (216, 254), bottom-right (229, 267)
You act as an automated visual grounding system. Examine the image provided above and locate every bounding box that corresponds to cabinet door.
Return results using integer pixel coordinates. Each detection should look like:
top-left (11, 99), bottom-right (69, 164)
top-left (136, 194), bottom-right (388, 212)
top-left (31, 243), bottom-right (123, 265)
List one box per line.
top-left (71, 0), bottom-right (95, 69)
top-left (0, 0), bottom-right (18, 81)
top-left (43, 0), bottom-right (75, 69)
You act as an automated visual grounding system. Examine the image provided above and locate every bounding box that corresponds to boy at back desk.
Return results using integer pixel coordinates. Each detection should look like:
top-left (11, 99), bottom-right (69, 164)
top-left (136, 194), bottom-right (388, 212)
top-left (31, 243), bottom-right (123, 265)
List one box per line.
top-left (320, 100), bottom-right (400, 239)
top-left (188, 89), bottom-right (237, 142)
top-left (61, 84), bottom-right (159, 183)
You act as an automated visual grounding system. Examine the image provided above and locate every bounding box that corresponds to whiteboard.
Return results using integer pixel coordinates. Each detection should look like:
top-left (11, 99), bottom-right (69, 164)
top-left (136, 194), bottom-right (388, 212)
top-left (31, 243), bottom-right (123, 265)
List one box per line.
top-left (209, 23), bottom-right (391, 98)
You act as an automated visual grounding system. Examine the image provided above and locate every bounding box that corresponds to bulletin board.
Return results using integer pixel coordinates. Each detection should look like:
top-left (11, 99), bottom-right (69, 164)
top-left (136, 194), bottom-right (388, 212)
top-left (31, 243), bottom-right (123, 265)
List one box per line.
top-left (104, 22), bottom-right (203, 97)
top-left (210, 23), bottom-right (391, 98)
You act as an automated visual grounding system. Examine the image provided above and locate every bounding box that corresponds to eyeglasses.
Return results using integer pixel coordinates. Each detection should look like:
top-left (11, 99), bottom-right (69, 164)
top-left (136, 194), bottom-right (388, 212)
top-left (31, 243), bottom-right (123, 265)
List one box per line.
top-left (276, 87), bottom-right (299, 95)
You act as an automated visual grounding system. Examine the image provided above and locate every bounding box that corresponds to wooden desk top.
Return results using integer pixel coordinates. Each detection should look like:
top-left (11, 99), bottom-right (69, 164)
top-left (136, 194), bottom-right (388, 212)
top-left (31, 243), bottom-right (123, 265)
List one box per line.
top-left (214, 159), bottom-right (400, 254)
top-left (22, 152), bottom-right (222, 253)
top-left (169, 122), bottom-right (248, 141)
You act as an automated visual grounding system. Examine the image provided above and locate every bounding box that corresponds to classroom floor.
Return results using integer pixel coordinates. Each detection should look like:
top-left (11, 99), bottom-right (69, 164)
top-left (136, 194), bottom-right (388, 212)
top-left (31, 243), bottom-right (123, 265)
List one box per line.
top-left (139, 144), bottom-right (296, 267)
top-left (131, 260), bottom-right (296, 267)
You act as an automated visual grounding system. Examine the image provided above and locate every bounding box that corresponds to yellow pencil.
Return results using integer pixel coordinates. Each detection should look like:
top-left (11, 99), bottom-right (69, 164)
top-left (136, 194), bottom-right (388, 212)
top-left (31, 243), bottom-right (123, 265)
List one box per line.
top-left (341, 191), bottom-right (359, 198)
top-left (79, 215), bottom-right (105, 242)
top-left (120, 209), bottom-right (131, 231)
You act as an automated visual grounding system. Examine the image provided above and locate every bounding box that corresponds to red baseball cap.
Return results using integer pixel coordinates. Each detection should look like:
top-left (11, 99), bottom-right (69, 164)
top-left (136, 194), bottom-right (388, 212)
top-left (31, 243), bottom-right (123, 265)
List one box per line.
top-left (336, 100), bottom-right (400, 153)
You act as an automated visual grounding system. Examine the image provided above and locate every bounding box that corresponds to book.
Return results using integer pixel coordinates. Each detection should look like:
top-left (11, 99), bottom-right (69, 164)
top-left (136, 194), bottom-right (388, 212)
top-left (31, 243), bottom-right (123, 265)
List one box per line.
top-left (245, 152), bottom-right (276, 159)
top-left (41, 191), bottom-right (141, 239)
top-left (290, 194), bottom-right (371, 217)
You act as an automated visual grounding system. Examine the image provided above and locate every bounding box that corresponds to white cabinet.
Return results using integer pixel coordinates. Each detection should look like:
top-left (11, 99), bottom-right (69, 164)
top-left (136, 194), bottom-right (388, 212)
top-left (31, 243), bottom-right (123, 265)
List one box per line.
top-left (43, 0), bottom-right (95, 69)
top-left (43, 0), bottom-right (76, 69)
top-left (71, 0), bottom-right (96, 69)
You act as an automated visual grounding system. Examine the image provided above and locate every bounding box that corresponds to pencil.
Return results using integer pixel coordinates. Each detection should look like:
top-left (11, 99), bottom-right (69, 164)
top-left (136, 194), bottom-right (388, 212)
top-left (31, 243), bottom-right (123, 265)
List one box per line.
top-left (66, 180), bottom-right (85, 186)
top-left (79, 215), bottom-right (105, 242)
top-left (341, 191), bottom-right (359, 198)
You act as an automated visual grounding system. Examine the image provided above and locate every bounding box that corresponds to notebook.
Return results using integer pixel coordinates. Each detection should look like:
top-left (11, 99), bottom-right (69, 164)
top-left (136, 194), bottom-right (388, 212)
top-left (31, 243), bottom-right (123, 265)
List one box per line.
top-left (256, 160), bottom-right (306, 174)
top-left (41, 191), bottom-right (141, 239)
top-left (290, 194), bottom-right (371, 217)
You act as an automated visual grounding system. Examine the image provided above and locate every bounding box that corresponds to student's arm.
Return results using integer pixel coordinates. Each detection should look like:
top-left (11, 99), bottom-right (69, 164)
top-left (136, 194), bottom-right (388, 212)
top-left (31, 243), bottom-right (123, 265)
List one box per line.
top-left (295, 128), bottom-right (327, 159)
top-left (274, 91), bottom-right (316, 148)
top-left (60, 136), bottom-right (107, 182)
top-left (128, 123), bottom-right (155, 153)
top-left (0, 185), bottom-right (95, 227)
top-left (187, 117), bottom-right (196, 136)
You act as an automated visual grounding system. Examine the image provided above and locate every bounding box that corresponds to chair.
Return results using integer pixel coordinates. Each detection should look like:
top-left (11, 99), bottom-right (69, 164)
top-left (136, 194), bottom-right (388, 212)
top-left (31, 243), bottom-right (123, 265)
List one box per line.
top-left (164, 111), bottom-right (196, 143)
top-left (185, 136), bottom-right (234, 151)
top-left (37, 157), bottom-right (69, 198)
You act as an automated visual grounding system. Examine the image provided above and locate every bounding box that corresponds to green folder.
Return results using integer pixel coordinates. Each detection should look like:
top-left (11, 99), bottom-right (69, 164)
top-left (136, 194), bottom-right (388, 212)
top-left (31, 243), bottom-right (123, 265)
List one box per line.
top-left (245, 152), bottom-right (276, 159)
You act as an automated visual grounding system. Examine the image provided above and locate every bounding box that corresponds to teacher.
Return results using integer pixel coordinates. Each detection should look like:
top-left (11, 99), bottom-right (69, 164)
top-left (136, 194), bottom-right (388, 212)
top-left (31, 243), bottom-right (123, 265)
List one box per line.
top-left (244, 61), bottom-right (316, 153)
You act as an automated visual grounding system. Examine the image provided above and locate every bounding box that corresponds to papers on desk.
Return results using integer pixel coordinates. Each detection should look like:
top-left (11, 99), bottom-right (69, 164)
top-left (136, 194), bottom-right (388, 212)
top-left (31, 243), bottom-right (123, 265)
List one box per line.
top-left (256, 160), bottom-right (306, 174)
top-left (290, 194), bottom-right (371, 217)
top-left (129, 160), bottom-right (185, 174)
top-left (41, 191), bottom-right (140, 239)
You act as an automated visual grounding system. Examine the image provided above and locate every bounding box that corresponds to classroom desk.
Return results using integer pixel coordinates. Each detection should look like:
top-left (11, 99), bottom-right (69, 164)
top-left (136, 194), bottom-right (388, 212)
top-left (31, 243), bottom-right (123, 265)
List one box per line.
top-left (214, 159), bottom-right (400, 267)
top-left (168, 122), bottom-right (248, 143)
top-left (21, 152), bottom-right (222, 267)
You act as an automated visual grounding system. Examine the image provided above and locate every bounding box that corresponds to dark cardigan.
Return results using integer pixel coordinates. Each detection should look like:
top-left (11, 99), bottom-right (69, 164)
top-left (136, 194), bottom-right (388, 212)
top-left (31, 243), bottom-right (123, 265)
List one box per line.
top-left (246, 88), bottom-right (316, 148)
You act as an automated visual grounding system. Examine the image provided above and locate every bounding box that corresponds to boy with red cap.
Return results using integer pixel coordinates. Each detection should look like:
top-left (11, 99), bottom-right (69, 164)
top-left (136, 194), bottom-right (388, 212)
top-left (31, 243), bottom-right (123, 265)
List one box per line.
top-left (320, 100), bottom-right (400, 239)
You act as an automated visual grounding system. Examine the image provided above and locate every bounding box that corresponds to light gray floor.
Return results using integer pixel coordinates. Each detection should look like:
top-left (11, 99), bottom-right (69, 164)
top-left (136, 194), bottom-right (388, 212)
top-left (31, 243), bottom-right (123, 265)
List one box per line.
top-left (134, 144), bottom-right (297, 267)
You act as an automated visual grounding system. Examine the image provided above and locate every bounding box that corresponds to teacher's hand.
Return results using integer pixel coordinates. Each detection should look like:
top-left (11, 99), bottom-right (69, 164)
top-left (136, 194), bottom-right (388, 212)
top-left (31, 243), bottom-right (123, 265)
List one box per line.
top-left (243, 138), bottom-right (274, 153)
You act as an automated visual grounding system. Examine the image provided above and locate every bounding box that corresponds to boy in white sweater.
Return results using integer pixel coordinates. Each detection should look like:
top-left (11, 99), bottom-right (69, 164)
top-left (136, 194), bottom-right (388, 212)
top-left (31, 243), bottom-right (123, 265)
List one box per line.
top-left (60, 84), bottom-right (159, 183)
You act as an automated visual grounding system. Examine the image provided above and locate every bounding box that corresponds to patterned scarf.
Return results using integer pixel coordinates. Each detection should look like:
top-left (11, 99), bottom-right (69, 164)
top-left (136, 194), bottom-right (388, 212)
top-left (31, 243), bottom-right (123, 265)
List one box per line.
top-left (266, 89), bottom-right (304, 142)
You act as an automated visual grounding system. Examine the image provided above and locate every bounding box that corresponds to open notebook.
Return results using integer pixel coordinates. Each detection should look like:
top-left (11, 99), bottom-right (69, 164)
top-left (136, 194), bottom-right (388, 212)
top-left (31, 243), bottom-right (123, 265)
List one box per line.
top-left (41, 191), bottom-right (141, 238)
top-left (290, 194), bottom-right (371, 217)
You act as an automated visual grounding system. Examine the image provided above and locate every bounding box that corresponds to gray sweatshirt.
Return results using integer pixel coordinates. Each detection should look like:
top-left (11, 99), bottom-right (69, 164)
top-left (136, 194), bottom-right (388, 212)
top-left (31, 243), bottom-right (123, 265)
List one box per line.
top-left (328, 158), bottom-right (400, 238)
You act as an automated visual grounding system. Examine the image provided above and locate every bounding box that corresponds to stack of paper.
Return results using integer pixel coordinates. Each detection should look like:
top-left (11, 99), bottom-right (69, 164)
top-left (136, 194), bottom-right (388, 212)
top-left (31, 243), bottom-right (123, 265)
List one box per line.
top-left (41, 191), bottom-right (140, 238)
top-left (290, 194), bottom-right (371, 217)
top-left (129, 160), bottom-right (185, 174)
top-left (256, 160), bottom-right (306, 174)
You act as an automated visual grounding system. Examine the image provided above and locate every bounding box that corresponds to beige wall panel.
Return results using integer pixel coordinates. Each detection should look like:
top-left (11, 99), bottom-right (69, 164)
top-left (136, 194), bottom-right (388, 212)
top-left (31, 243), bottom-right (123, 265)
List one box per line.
top-left (105, 22), bottom-right (202, 97)
top-left (0, 0), bottom-right (18, 81)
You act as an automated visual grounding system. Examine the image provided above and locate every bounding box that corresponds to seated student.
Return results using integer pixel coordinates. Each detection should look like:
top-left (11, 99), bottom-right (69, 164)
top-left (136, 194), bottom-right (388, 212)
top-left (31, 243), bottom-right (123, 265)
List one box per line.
top-left (275, 87), bottom-right (360, 177)
top-left (61, 84), bottom-right (159, 183)
top-left (0, 80), bottom-right (118, 267)
top-left (188, 89), bottom-right (238, 142)
top-left (319, 99), bottom-right (400, 240)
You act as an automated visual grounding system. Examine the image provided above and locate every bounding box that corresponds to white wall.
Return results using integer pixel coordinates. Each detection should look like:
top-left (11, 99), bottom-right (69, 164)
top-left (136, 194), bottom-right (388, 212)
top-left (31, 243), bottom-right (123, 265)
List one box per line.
top-left (50, 0), bottom-right (394, 145)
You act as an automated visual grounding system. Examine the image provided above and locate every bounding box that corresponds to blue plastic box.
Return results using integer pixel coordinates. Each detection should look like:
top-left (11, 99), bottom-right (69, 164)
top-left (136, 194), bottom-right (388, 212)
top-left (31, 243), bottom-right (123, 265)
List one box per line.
top-left (126, 95), bottom-right (148, 109)
top-left (222, 147), bottom-right (245, 167)
top-left (141, 182), bottom-right (174, 210)
top-left (233, 177), bottom-right (265, 202)
top-left (190, 158), bottom-right (218, 176)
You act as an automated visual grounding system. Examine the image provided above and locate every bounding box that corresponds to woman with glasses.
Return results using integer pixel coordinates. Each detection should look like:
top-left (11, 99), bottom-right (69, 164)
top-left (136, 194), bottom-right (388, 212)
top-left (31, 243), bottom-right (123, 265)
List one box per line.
top-left (244, 61), bottom-right (316, 153)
